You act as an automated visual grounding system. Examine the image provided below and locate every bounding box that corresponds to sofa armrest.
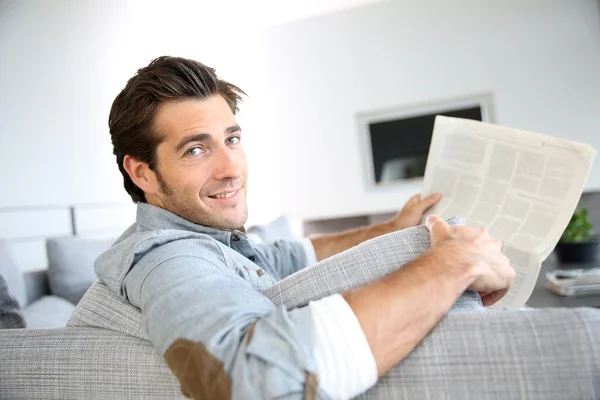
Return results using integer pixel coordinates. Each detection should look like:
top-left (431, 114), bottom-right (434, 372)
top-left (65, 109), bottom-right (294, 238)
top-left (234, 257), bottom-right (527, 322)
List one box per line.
top-left (0, 327), bottom-right (183, 399)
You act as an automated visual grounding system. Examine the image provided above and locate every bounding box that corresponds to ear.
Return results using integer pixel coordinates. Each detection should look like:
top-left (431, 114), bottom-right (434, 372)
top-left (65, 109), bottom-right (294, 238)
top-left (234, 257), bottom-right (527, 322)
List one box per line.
top-left (123, 155), bottom-right (160, 196)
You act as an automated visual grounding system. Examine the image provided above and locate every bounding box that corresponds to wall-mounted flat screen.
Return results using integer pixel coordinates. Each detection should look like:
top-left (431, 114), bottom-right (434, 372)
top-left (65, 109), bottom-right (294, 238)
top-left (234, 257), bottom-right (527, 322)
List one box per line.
top-left (358, 94), bottom-right (493, 186)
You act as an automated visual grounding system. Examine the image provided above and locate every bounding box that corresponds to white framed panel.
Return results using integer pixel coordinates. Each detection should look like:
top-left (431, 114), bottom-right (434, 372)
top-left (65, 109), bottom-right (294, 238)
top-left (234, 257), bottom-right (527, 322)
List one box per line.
top-left (74, 203), bottom-right (136, 236)
top-left (0, 208), bottom-right (72, 240)
top-left (8, 239), bottom-right (49, 272)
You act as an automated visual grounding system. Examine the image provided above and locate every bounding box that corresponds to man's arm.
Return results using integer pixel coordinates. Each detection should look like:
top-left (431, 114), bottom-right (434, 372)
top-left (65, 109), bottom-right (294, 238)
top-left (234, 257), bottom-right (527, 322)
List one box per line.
top-left (342, 215), bottom-right (515, 376)
top-left (122, 217), bottom-right (512, 397)
top-left (310, 193), bottom-right (441, 261)
top-left (124, 239), bottom-right (327, 399)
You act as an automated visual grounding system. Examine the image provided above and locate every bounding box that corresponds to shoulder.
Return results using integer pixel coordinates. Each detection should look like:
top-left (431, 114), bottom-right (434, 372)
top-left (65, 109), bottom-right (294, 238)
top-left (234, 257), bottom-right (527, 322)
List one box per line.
top-left (148, 232), bottom-right (235, 274)
top-left (95, 229), bottom-right (228, 296)
top-left (128, 229), bottom-right (228, 267)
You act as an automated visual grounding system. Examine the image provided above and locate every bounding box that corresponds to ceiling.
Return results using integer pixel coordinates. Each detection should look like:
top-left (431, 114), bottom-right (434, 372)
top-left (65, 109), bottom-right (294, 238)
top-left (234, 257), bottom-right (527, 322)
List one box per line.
top-left (133, 0), bottom-right (390, 29)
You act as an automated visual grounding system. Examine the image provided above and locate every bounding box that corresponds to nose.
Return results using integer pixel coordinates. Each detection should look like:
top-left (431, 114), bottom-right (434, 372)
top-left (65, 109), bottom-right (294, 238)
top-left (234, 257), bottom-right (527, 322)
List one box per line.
top-left (213, 146), bottom-right (243, 181)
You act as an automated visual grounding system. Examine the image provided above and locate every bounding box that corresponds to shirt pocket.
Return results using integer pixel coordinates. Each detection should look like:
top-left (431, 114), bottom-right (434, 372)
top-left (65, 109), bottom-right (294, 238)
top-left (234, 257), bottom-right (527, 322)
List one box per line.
top-left (241, 263), bottom-right (277, 291)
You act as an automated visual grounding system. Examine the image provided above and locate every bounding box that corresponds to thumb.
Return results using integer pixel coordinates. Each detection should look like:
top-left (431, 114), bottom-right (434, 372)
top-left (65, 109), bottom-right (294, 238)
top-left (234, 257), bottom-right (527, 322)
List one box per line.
top-left (426, 215), bottom-right (452, 243)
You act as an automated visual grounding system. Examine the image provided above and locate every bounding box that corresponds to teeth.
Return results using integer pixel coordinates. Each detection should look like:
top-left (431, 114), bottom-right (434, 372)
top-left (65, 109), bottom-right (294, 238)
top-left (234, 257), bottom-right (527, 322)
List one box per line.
top-left (213, 191), bottom-right (235, 199)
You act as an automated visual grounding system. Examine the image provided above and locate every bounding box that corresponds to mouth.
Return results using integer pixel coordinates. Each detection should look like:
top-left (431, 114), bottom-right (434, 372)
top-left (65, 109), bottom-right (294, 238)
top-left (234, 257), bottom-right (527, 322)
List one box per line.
top-left (208, 188), bottom-right (241, 203)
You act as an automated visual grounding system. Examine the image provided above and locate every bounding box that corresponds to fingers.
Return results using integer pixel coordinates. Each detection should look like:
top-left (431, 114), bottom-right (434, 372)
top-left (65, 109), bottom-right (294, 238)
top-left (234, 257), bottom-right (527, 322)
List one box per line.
top-left (407, 192), bottom-right (441, 212)
top-left (426, 214), bottom-right (452, 244)
top-left (480, 288), bottom-right (510, 307)
top-left (476, 257), bottom-right (514, 307)
top-left (418, 193), bottom-right (442, 210)
top-left (407, 194), bottom-right (421, 204)
top-left (425, 214), bottom-right (444, 231)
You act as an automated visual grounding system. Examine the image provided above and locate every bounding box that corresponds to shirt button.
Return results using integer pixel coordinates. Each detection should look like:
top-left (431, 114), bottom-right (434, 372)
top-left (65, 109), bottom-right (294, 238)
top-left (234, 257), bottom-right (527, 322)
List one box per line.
top-left (248, 256), bottom-right (256, 262)
top-left (232, 235), bottom-right (240, 242)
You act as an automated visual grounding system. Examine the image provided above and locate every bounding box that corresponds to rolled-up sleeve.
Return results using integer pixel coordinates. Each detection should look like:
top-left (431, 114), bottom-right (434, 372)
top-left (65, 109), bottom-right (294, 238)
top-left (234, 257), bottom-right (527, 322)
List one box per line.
top-left (123, 239), bottom-right (328, 399)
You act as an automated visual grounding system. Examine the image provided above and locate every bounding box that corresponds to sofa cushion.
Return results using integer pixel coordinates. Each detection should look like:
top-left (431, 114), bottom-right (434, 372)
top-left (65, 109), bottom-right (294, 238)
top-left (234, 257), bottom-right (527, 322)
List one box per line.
top-left (22, 295), bottom-right (75, 329)
top-left (46, 236), bottom-right (114, 304)
top-left (23, 296), bottom-right (75, 329)
top-left (246, 215), bottom-right (298, 244)
top-left (0, 239), bottom-right (27, 307)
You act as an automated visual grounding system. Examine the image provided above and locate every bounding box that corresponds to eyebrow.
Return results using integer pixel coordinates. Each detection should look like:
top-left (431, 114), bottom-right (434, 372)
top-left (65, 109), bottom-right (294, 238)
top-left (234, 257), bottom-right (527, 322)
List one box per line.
top-left (174, 125), bottom-right (241, 153)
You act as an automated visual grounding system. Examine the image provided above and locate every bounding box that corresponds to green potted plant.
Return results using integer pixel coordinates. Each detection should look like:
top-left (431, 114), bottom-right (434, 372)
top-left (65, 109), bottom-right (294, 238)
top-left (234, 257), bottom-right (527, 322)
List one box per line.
top-left (555, 207), bottom-right (599, 263)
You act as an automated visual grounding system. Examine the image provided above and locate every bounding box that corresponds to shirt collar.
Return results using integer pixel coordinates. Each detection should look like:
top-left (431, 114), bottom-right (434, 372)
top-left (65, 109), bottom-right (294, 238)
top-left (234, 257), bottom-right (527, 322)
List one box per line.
top-left (136, 202), bottom-right (246, 245)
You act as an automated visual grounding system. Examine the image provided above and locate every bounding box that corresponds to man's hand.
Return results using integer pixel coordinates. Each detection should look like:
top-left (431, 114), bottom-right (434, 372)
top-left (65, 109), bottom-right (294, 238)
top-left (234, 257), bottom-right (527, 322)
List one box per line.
top-left (343, 212), bottom-right (515, 377)
top-left (311, 192), bottom-right (442, 261)
top-left (390, 193), bottom-right (442, 231)
top-left (426, 215), bottom-right (515, 306)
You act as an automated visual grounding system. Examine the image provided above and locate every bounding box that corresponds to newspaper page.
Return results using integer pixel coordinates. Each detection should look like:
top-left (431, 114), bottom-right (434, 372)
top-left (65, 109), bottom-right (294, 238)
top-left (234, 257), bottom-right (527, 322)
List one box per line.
top-left (421, 116), bottom-right (596, 310)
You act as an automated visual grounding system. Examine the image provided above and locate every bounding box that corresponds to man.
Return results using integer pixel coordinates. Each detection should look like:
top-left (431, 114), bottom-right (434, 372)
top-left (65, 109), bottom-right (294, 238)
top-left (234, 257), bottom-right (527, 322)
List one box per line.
top-left (97, 56), bottom-right (514, 399)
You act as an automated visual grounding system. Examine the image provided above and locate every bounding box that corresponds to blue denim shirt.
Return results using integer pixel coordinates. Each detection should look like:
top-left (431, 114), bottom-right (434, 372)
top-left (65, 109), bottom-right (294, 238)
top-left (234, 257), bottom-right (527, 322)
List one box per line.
top-left (95, 203), bottom-right (329, 399)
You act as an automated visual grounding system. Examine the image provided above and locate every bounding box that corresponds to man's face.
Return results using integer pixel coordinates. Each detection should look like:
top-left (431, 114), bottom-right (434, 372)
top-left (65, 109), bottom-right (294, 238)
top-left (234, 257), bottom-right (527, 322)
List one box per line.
top-left (147, 95), bottom-right (248, 230)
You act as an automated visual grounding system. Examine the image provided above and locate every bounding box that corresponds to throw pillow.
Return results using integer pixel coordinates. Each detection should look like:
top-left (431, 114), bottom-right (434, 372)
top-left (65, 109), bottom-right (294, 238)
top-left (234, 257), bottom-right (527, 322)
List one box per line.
top-left (22, 295), bottom-right (75, 328)
top-left (247, 216), bottom-right (298, 244)
top-left (46, 237), bottom-right (114, 304)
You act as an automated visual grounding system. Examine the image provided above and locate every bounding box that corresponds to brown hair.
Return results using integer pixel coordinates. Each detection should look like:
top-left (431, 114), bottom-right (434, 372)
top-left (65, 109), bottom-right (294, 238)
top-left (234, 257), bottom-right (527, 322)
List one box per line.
top-left (108, 56), bottom-right (245, 203)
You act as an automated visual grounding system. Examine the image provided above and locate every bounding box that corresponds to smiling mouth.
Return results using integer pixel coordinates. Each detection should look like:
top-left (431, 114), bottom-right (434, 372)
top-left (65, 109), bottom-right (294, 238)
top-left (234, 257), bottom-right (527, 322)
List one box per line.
top-left (208, 189), bottom-right (239, 199)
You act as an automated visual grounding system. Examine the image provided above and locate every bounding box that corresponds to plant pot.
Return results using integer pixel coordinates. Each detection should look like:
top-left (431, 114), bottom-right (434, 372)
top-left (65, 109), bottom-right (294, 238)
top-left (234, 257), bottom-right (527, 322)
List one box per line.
top-left (554, 237), bottom-right (600, 264)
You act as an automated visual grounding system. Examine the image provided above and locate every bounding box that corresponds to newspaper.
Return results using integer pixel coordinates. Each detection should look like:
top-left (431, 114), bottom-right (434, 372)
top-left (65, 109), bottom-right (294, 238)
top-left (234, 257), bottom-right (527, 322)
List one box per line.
top-left (421, 116), bottom-right (596, 310)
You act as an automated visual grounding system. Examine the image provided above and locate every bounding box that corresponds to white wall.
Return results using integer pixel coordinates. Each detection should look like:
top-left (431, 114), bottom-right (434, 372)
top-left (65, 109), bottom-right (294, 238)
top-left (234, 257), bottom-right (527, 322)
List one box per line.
top-left (2, 0), bottom-right (599, 228)
top-left (0, 0), bottom-right (387, 228)
top-left (262, 0), bottom-right (600, 220)
top-left (0, 0), bottom-right (265, 226)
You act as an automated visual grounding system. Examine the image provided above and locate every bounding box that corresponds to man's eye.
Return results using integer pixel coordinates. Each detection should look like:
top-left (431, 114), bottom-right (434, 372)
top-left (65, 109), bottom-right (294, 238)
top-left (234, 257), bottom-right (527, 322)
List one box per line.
top-left (226, 136), bottom-right (240, 145)
top-left (186, 147), bottom-right (203, 156)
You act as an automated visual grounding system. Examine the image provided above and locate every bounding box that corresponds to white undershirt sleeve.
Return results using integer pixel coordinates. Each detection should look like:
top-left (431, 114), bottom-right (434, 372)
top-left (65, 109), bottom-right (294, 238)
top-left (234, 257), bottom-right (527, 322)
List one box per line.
top-left (309, 294), bottom-right (378, 399)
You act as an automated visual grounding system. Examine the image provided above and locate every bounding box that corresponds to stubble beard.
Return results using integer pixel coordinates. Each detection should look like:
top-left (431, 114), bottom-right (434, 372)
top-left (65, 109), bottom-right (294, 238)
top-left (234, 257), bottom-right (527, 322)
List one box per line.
top-left (155, 170), bottom-right (247, 230)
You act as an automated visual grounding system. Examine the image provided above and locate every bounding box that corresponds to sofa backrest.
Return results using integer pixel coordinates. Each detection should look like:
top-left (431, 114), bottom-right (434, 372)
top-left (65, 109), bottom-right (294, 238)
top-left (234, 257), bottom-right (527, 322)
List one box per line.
top-left (0, 279), bottom-right (184, 399)
top-left (4, 307), bottom-right (600, 399)
top-left (68, 281), bottom-right (150, 340)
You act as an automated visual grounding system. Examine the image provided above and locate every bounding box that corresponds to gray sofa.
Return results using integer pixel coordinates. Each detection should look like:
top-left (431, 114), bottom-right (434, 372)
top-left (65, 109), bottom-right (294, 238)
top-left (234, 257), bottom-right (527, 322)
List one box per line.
top-left (1, 218), bottom-right (599, 399)
top-left (0, 237), bottom-right (114, 329)
top-left (0, 247), bottom-right (74, 330)
top-left (0, 216), bottom-right (299, 329)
